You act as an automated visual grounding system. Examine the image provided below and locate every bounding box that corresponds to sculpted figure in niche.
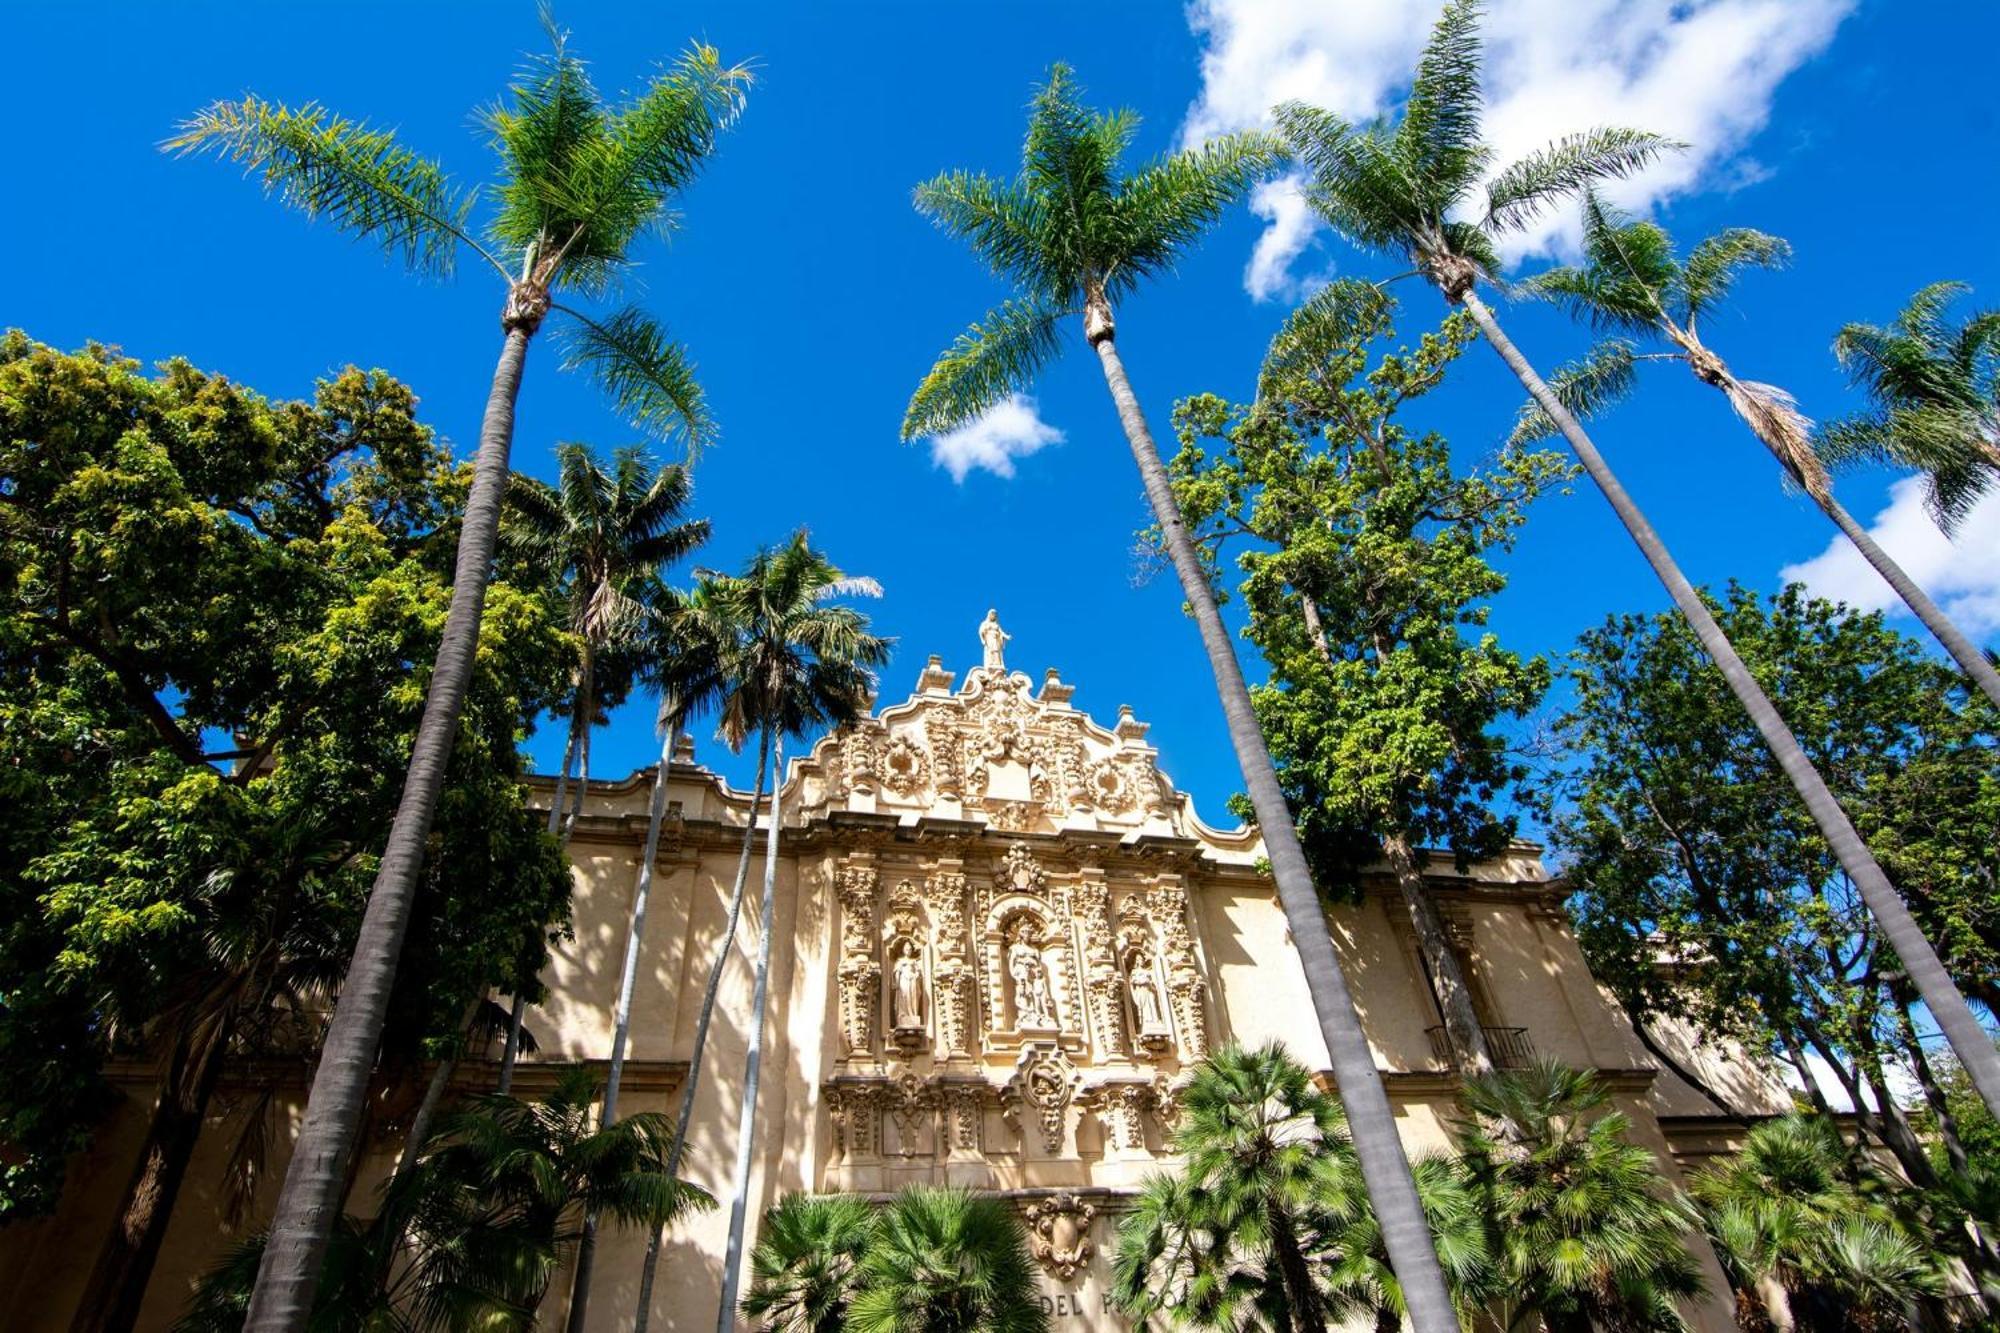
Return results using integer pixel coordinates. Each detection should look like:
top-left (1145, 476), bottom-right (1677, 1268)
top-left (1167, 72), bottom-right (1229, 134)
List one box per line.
top-left (979, 608), bottom-right (1010, 671)
top-left (892, 941), bottom-right (926, 1031)
top-left (1009, 929), bottom-right (1057, 1029)
top-left (1128, 950), bottom-right (1169, 1037)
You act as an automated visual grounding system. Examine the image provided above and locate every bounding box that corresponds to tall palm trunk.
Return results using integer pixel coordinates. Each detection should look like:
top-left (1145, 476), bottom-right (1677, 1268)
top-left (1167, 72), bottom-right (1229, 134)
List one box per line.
top-left (563, 715), bottom-right (679, 1333)
top-left (633, 732), bottom-right (771, 1333)
top-left (1458, 288), bottom-right (2000, 1120)
top-left (1088, 308), bottom-right (1464, 1333)
top-left (717, 731), bottom-right (783, 1333)
top-left (71, 993), bottom-right (238, 1333)
top-left (1819, 488), bottom-right (2000, 710)
top-left (502, 647), bottom-right (598, 1094)
top-left (396, 995), bottom-right (483, 1186)
top-left (1382, 834), bottom-right (1493, 1075)
top-left (245, 318), bottom-right (537, 1333)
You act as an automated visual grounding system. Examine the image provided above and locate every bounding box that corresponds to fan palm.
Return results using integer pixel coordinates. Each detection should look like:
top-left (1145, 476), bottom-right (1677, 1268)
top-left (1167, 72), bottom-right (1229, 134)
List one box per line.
top-left (1113, 1171), bottom-right (1281, 1331)
top-left (171, 24), bottom-right (747, 1327)
top-left (701, 534), bottom-right (889, 1332)
top-left (1693, 1113), bottom-right (1944, 1332)
top-left (1826, 281), bottom-right (2000, 533)
top-left (1457, 1062), bottom-right (1704, 1332)
top-left (495, 442), bottom-right (708, 1099)
top-left (1274, 0), bottom-right (2000, 1123)
top-left (1509, 198), bottom-right (2000, 712)
top-left (741, 1193), bottom-right (880, 1333)
top-left (900, 65), bottom-right (1463, 1333)
top-left (846, 1187), bottom-right (1048, 1333)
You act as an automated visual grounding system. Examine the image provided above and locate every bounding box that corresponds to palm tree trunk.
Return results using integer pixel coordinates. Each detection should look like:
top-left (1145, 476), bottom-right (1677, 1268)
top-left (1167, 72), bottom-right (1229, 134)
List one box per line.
top-left (1458, 289), bottom-right (2000, 1122)
top-left (1382, 833), bottom-right (1492, 1077)
top-left (245, 321), bottom-right (535, 1333)
top-left (70, 999), bottom-right (237, 1333)
top-left (634, 732), bottom-right (771, 1333)
top-left (564, 716), bottom-right (679, 1333)
top-left (396, 995), bottom-right (482, 1185)
top-left (717, 730), bottom-right (783, 1333)
top-left (1819, 490), bottom-right (2000, 712)
top-left (1090, 325), bottom-right (1463, 1333)
top-left (504, 653), bottom-right (597, 1094)
top-left (1268, 1199), bottom-right (1329, 1333)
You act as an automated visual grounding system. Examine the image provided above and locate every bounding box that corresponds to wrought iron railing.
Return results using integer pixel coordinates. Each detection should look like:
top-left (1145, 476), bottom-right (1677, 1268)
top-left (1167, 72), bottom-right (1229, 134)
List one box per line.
top-left (1425, 1024), bottom-right (1535, 1070)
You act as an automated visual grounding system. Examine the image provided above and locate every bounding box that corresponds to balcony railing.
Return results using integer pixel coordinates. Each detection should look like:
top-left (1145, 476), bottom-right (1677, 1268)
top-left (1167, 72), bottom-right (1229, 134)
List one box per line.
top-left (1425, 1024), bottom-right (1535, 1071)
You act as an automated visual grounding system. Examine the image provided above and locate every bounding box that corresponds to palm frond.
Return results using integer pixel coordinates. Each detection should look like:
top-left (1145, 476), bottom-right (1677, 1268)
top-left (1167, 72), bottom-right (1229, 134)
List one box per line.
top-left (1680, 228), bottom-right (1789, 323)
top-left (555, 304), bottom-right (714, 451)
top-left (901, 297), bottom-right (1069, 440)
top-left (1113, 131), bottom-right (1287, 287)
top-left (1509, 340), bottom-right (1638, 445)
top-left (1257, 277), bottom-right (1395, 406)
top-left (1399, 0), bottom-right (1490, 205)
top-left (912, 170), bottom-right (1049, 291)
top-left (1485, 128), bottom-right (1679, 233)
top-left (168, 97), bottom-right (484, 279)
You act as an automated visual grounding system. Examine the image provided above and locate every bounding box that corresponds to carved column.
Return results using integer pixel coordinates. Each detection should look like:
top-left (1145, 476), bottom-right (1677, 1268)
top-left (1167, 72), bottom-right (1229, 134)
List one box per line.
top-left (1073, 869), bottom-right (1127, 1059)
top-left (1150, 873), bottom-right (1210, 1060)
top-left (836, 864), bottom-right (880, 1059)
top-left (926, 866), bottom-right (974, 1058)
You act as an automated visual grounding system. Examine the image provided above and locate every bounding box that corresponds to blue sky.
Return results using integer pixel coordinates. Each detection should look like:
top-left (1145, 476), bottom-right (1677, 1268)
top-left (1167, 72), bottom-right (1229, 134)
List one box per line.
top-left (8, 0), bottom-right (1997, 832)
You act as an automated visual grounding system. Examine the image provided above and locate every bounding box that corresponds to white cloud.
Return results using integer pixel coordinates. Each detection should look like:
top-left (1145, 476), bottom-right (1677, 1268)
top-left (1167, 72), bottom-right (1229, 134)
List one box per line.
top-left (1183, 0), bottom-right (1853, 298)
top-left (1245, 176), bottom-right (1333, 303)
top-left (925, 394), bottom-right (1065, 482)
top-left (1780, 476), bottom-right (2000, 636)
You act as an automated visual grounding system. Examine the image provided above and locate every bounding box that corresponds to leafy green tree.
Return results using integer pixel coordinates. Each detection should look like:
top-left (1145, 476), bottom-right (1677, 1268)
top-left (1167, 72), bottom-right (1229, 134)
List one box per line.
top-left (847, 1187), bottom-right (1048, 1333)
top-left (1825, 281), bottom-right (2000, 531)
top-left (741, 1193), bottom-right (880, 1333)
top-left (1508, 196), bottom-right (2000, 712)
top-left (1272, 0), bottom-right (2000, 1122)
top-left (171, 26), bottom-right (747, 1327)
top-left (702, 534), bottom-right (889, 1330)
top-left (1532, 583), bottom-right (2000, 1304)
top-left (1167, 281), bottom-right (1566, 1073)
top-left (1692, 1113), bottom-right (1945, 1332)
top-left (1457, 1062), bottom-right (1706, 1332)
top-left (899, 65), bottom-right (1462, 1333)
top-left (177, 1068), bottom-right (712, 1333)
top-left (0, 336), bottom-right (573, 1331)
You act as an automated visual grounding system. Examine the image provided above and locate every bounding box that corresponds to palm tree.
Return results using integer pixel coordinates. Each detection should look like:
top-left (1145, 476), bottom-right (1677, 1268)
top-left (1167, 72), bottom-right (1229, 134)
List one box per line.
top-left (1113, 1044), bottom-right (1495, 1333)
top-left (1273, 0), bottom-right (2000, 1123)
top-left (704, 535), bottom-right (889, 1333)
top-left (846, 1187), bottom-right (1048, 1333)
top-left (560, 583), bottom-right (728, 1333)
top-left (631, 581), bottom-right (777, 1333)
top-left (496, 443), bottom-right (708, 1098)
top-left (741, 1193), bottom-right (880, 1333)
top-left (171, 25), bottom-right (748, 1326)
top-left (1827, 281), bottom-right (2000, 532)
top-left (178, 1068), bottom-right (713, 1333)
top-left (1508, 197), bottom-right (2000, 712)
top-left (1174, 1042), bottom-right (1353, 1333)
top-left (1457, 1062), bottom-right (1705, 1332)
top-left (1693, 1113), bottom-right (1945, 1332)
top-left (899, 65), bottom-right (1464, 1333)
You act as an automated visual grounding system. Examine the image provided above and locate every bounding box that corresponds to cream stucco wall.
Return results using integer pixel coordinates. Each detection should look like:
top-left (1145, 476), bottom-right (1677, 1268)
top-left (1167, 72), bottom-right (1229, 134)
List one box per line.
top-left (0, 644), bottom-right (1790, 1333)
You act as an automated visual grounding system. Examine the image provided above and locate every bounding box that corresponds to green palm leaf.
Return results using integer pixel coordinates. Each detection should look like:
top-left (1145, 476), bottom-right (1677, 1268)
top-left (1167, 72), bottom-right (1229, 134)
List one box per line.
top-left (901, 297), bottom-right (1069, 440)
top-left (556, 305), bottom-right (714, 451)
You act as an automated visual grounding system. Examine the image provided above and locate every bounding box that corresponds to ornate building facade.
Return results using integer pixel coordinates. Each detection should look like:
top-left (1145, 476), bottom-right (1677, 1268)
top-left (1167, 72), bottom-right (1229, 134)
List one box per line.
top-left (2, 617), bottom-right (1787, 1331)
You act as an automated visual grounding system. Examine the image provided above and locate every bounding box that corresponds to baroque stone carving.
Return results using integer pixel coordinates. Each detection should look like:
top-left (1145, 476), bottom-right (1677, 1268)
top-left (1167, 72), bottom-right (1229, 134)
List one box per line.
top-left (926, 871), bottom-right (974, 1057)
top-left (881, 733), bottom-right (929, 796)
top-left (1127, 949), bottom-right (1171, 1049)
top-left (1150, 875), bottom-right (1211, 1060)
top-left (1072, 875), bottom-right (1126, 1058)
top-left (1084, 1082), bottom-right (1152, 1152)
top-left (1008, 928), bottom-right (1058, 1030)
top-left (836, 865), bottom-right (880, 1057)
top-left (1023, 1192), bottom-right (1097, 1282)
top-left (1003, 1043), bottom-right (1078, 1154)
top-left (891, 940), bottom-right (926, 1034)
